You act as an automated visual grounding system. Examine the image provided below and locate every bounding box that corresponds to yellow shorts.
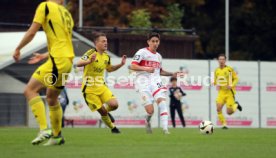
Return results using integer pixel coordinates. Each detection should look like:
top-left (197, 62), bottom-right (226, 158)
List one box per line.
top-left (216, 90), bottom-right (235, 108)
top-left (83, 86), bottom-right (116, 111)
top-left (32, 57), bottom-right (73, 90)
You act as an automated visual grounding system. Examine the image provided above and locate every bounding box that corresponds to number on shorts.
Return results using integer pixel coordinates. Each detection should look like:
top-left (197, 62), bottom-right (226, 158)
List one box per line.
top-left (157, 82), bottom-right (162, 88)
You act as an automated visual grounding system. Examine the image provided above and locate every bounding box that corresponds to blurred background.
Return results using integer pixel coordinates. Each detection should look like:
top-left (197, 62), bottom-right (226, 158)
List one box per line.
top-left (1, 0), bottom-right (275, 60)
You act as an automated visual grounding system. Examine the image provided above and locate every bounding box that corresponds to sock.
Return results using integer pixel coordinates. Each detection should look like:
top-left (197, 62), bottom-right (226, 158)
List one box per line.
top-left (101, 115), bottom-right (115, 129)
top-left (146, 114), bottom-right (152, 122)
top-left (28, 96), bottom-right (48, 131)
top-left (158, 101), bottom-right (168, 131)
top-left (218, 111), bottom-right (227, 126)
top-left (232, 103), bottom-right (238, 112)
top-left (49, 102), bottom-right (63, 136)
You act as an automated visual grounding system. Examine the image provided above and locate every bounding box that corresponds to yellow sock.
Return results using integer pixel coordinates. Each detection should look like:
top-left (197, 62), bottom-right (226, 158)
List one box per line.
top-left (218, 111), bottom-right (227, 126)
top-left (28, 96), bottom-right (47, 131)
top-left (49, 102), bottom-right (63, 136)
top-left (232, 103), bottom-right (238, 112)
top-left (101, 115), bottom-right (115, 129)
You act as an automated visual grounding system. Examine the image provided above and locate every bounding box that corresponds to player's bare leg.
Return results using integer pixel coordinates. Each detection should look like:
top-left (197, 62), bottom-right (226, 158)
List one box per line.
top-left (157, 98), bottom-right (170, 134)
top-left (227, 101), bottom-right (243, 116)
top-left (98, 106), bottom-right (120, 134)
top-left (144, 104), bottom-right (154, 134)
top-left (106, 98), bottom-right (119, 111)
top-left (217, 103), bottom-right (227, 129)
top-left (24, 78), bottom-right (45, 101)
top-left (24, 78), bottom-right (52, 145)
top-left (230, 101), bottom-right (243, 113)
top-left (227, 108), bottom-right (234, 115)
top-left (106, 98), bottom-right (119, 123)
top-left (43, 88), bottom-right (65, 146)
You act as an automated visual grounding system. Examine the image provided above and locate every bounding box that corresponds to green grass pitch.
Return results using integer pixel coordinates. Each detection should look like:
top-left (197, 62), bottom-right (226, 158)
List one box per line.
top-left (0, 128), bottom-right (275, 158)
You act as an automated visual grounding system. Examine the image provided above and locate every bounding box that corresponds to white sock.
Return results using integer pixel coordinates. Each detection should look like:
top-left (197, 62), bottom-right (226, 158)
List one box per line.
top-left (158, 100), bottom-right (168, 131)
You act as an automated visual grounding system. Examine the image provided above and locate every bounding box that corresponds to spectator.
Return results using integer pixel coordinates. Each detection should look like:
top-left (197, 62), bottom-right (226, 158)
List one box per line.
top-left (169, 77), bottom-right (186, 128)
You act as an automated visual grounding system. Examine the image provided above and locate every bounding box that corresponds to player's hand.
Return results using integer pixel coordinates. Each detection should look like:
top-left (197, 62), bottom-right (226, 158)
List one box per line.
top-left (13, 49), bottom-right (21, 62)
top-left (145, 67), bottom-right (155, 73)
top-left (227, 85), bottom-right (232, 90)
top-left (173, 72), bottom-right (185, 78)
top-left (90, 53), bottom-right (97, 63)
top-left (121, 55), bottom-right (127, 65)
top-left (28, 53), bottom-right (44, 64)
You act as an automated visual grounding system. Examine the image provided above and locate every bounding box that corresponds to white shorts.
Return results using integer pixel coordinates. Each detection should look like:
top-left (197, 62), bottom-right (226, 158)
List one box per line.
top-left (135, 77), bottom-right (167, 106)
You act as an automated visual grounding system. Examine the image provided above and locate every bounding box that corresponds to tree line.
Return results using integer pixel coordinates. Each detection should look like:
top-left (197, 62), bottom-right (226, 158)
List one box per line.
top-left (68, 0), bottom-right (276, 61)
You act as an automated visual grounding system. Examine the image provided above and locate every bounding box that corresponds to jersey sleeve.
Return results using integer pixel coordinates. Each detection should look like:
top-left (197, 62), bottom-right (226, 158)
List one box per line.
top-left (80, 49), bottom-right (95, 61)
top-left (131, 50), bottom-right (144, 65)
top-left (33, 2), bottom-right (47, 24)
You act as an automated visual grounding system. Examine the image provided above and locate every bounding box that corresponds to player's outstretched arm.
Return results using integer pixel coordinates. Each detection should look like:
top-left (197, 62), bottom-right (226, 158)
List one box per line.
top-left (77, 53), bottom-right (96, 67)
top-left (28, 52), bottom-right (49, 64)
top-left (129, 64), bottom-right (155, 73)
top-left (106, 55), bottom-right (127, 72)
top-left (160, 69), bottom-right (174, 76)
top-left (13, 22), bottom-right (41, 62)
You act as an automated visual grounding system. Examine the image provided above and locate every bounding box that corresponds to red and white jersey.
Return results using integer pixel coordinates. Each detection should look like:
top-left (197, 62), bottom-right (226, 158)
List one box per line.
top-left (131, 47), bottom-right (167, 97)
top-left (131, 47), bottom-right (162, 78)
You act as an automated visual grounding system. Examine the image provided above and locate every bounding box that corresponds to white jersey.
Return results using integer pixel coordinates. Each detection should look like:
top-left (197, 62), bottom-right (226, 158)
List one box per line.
top-left (131, 47), bottom-right (167, 102)
top-left (131, 47), bottom-right (162, 79)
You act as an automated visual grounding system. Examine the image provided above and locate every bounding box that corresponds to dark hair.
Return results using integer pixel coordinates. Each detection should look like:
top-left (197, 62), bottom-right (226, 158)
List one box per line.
top-left (93, 32), bottom-right (106, 42)
top-left (170, 77), bottom-right (177, 82)
top-left (218, 54), bottom-right (226, 59)
top-left (147, 32), bottom-right (160, 40)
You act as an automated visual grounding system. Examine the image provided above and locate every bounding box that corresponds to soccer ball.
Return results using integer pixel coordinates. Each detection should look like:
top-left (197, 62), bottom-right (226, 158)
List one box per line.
top-left (199, 120), bottom-right (214, 134)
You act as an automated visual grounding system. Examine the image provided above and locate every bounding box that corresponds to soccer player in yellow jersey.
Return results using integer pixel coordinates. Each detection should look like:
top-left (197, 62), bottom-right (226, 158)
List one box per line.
top-left (77, 32), bottom-right (126, 133)
top-left (214, 54), bottom-right (242, 129)
top-left (13, 0), bottom-right (74, 145)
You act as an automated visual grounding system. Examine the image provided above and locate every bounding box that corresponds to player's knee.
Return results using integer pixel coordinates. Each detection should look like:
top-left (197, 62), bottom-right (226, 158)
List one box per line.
top-left (24, 86), bottom-right (37, 98)
top-left (110, 104), bottom-right (118, 110)
top-left (227, 112), bottom-right (233, 115)
top-left (46, 90), bottom-right (59, 106)
top-left (23, 87), bottom-right (30, 97)
top-left (108, 99), bottom-right (119, 110)
top-left (146, 108), bottom-right (154, 115)
top-left (227, 109), bottom-right (233, 115)
top-left (46, 96), bottom-right (58, 106)
top-left (147, 111), bottom-right (154, 116)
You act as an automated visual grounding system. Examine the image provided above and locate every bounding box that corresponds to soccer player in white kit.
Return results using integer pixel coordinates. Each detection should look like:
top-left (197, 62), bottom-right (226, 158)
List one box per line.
top-left (130, 32), bottom-right (178, 134)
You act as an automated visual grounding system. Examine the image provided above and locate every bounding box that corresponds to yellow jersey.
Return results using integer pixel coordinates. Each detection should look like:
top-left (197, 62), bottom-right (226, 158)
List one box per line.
top-left (214, 65), bottom-right (238, 94)
top-left (33, 1), bottom-right (74, 58)
top-left (81, 49), bottom-right (112, 94)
